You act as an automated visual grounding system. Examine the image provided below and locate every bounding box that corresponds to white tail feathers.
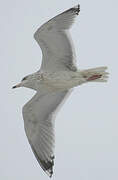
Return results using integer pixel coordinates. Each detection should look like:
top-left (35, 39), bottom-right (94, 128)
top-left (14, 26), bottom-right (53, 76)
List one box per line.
top-left (81, 66), bottom-right (109, 83)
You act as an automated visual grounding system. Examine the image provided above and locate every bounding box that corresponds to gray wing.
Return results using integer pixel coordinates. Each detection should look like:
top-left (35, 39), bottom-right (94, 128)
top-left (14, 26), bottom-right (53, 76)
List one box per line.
top-left (34, 5), bottom-right (80, 72)
top-left (22, 90), bottom-right (72, 177)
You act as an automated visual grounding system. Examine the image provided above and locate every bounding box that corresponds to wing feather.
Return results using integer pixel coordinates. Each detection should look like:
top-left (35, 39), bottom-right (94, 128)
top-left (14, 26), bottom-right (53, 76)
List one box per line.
top-left (22, 90), bottom-right (72, 177)
top-left (34, 5), bottom-right (80, 72)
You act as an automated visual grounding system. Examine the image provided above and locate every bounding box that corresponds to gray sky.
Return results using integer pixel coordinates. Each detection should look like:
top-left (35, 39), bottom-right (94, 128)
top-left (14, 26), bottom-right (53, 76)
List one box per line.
top-left (0, 0), bottom-right (118, 179)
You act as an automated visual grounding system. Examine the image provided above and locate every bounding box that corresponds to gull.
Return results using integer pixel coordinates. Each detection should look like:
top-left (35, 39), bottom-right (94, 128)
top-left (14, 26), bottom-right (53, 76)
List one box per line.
top-left (13, 4), bottom-right (108, 177)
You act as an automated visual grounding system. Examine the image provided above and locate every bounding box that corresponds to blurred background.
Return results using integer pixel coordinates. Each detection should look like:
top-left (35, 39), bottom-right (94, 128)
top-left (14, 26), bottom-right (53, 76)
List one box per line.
top-left (0, 0), bottom-right (118, 179)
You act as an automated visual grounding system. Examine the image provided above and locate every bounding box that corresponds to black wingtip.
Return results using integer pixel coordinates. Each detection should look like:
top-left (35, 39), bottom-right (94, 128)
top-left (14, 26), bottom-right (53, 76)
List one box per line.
top-left (65, 4), bottom-right (80, 16)
top-left (78, 4), bottom-right (80, 12)
top-left (74, 4), bottom-right (80, 15)
top-left (37, 156), bottom-right (54, 177)
top-left (31, 144), bottom-right (54, 177)
top-left (42, 156), bottom-right (55, 177)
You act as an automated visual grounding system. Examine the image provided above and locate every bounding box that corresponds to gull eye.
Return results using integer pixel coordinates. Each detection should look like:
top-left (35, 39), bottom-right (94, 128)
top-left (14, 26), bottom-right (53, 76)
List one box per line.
top-left (22, 76), bottom-right (28, 81)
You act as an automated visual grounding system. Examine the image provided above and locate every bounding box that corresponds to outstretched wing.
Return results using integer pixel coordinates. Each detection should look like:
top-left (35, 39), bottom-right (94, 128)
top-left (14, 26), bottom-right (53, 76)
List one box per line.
top-left (22, 90), bottom-right (71, 177)
top-left (34, 5), bottom-right (80, 72)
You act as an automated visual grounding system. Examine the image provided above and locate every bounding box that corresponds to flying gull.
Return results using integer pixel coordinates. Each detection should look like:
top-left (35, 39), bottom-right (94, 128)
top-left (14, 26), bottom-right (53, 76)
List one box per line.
top-left (13, 4), bottom-right (108, 177)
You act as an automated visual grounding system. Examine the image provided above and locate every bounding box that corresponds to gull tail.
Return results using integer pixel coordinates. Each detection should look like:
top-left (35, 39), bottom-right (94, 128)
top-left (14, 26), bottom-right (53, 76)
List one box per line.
top-left (81, 66), bottom-right (109, 83)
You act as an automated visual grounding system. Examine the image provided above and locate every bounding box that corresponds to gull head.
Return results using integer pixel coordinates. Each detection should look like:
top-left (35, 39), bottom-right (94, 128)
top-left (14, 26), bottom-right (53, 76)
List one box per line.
top-left (12, 73), bottom-right (41, 90)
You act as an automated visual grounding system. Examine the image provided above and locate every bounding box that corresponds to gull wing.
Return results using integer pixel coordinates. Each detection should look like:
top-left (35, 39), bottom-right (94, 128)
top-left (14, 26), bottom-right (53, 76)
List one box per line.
top-left (22, 90), bottom-right (71, 177)
top-left (34, 5), bottom-right (80, 72)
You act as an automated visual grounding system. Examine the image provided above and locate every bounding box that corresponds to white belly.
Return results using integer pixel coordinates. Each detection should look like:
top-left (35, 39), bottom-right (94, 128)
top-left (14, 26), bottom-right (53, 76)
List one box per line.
top-left (42, 71), bottom-right (85, 91)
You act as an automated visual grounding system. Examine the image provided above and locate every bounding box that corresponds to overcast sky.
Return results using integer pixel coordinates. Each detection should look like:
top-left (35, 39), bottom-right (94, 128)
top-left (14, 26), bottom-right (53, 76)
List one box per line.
top-left (0, 0), bottom-right (118, 179)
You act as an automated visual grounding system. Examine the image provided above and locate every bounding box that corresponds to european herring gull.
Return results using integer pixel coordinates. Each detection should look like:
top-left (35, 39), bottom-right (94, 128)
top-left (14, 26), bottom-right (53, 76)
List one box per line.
top-left (13, 4), bottom-right (108, 177)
